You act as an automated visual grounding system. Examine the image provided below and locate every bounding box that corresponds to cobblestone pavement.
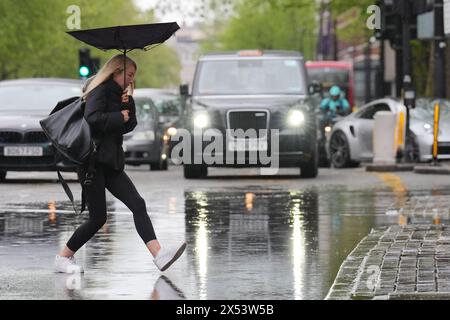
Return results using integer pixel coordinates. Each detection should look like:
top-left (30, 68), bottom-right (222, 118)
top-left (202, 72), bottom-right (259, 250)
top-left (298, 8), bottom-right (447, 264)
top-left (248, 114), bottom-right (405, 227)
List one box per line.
top-left (386, 195), bottom-right (450, 223)
top-left (326, 224), bottom-right (450, 300)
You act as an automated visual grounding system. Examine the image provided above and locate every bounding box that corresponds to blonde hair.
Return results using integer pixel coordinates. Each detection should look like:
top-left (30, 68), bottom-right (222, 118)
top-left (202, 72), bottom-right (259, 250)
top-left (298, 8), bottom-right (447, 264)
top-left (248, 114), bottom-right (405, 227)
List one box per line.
top-left (83, 54), bottom-right (137, 97)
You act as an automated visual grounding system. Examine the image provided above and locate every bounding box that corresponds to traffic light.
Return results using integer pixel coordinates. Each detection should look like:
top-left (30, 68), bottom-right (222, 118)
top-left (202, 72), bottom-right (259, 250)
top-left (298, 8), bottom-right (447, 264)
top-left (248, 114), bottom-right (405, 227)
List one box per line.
top-left (376, 0), bottom-right (430, 48)
top-left (78, 48), bottom-right (92, 78)
top-left (377, 0), bottom-right (402, 48)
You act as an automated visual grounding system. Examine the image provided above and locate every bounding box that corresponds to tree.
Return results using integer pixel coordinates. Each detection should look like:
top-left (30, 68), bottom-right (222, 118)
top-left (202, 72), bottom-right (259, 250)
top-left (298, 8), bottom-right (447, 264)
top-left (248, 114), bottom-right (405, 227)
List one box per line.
top-left (216, 0), bottom-right (317, 59)
top-left (0, 0), bottom-right (181, 88)
top-left (328, 0), bottom-right (375, 44)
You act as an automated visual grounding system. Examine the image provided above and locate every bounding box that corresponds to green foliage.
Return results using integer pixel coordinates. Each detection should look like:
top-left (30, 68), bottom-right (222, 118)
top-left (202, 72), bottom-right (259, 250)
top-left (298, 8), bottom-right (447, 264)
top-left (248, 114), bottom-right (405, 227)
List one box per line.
top-left (330, 0), bottom-right (374, 15)
top-left (211, 0), bottom-right (317, 59)
top-left (411, 40), bottom-right (433, 97)
top-left (0, 0), bottom-right (180, 88)
top-left (329, 0), bottom-right (376, 42)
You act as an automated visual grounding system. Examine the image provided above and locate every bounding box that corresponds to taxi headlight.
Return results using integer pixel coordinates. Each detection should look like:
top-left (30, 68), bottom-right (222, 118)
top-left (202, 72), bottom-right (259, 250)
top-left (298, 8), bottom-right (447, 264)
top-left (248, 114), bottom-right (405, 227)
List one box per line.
top-left (288, 110), bottom-right (305, 127)
top-left (193, 113), bottom-right (210, 129)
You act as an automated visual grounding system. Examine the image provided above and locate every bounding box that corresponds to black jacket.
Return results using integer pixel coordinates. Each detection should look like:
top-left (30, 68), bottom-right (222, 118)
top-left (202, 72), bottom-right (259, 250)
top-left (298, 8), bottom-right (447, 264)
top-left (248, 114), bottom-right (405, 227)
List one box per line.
top-left (84, 77), bottom-right (137, 171)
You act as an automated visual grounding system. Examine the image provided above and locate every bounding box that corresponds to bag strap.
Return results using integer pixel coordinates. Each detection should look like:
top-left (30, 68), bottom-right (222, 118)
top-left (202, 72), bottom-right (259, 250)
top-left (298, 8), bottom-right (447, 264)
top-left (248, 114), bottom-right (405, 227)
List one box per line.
top-left (54, 142), bottom-right (98, 215)
top-left (57, 170), bottom-right (84, 215)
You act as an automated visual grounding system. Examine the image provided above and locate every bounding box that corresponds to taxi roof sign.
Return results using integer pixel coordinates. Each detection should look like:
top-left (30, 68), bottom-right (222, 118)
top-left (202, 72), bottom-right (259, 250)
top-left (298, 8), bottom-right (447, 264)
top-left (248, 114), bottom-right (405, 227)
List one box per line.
top-left (238, 50), bottom-right (263, 57)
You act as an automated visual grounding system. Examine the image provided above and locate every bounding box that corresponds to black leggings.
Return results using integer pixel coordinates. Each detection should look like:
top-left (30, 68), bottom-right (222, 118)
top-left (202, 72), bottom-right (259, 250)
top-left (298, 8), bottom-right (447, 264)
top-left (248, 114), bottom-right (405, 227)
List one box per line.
top-left (66, 164), bottom-right (157, 252)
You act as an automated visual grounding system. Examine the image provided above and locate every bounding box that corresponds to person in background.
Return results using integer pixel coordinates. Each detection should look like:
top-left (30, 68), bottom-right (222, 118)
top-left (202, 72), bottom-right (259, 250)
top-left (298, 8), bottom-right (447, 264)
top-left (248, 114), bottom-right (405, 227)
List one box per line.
top-left (320, 85), bottom-right (351, 120)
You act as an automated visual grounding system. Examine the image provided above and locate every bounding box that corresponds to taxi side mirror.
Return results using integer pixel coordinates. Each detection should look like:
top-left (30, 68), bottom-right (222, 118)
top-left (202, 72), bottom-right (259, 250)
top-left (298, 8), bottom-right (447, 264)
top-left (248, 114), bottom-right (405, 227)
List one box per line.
top-left (179, 84), bottom-right (190, 97)
top-left (308, 82), bottom-right (322, 95)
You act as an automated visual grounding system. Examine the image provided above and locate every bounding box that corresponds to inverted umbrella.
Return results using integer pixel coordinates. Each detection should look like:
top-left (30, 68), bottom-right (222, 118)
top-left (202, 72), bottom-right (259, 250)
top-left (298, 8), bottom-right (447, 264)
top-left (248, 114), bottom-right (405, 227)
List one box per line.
top-left (67, 22), bottom-right (180, 92)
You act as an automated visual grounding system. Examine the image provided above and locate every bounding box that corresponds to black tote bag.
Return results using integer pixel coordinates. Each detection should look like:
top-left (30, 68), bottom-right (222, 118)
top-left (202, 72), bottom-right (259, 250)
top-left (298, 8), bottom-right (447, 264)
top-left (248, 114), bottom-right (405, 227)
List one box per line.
top-left (40, 97), bottom-right (93, 165)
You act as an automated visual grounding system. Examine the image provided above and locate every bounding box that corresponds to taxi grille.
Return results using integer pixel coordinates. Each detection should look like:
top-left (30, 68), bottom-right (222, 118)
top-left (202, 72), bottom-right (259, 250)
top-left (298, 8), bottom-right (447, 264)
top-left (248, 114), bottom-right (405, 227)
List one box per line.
top-left (227, 111), bottom-right (269, 138)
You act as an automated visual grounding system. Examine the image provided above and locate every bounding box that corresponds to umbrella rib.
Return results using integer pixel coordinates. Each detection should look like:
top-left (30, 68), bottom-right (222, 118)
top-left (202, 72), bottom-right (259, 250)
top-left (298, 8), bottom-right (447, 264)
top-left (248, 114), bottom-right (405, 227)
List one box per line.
top-left (144, 43), bottom-right (163, 52)
top-left (141, 24), bottom-right (180, 51)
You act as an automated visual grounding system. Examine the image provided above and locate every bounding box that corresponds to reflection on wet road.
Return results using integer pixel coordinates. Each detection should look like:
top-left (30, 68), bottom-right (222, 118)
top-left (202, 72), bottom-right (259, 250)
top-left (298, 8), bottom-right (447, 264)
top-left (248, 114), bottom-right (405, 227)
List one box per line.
top-left (1, 184), bottom-right (449, 300)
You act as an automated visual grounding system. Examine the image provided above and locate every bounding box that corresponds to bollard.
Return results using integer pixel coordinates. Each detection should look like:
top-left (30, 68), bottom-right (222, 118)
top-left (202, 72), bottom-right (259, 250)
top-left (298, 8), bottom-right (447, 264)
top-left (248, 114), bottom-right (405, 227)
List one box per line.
top-left (433, 102), bottom-right (440, 165)
top-left (397, 110), bottom-right (406, 152)
top-left (373, 111), bottom-right (397, 165)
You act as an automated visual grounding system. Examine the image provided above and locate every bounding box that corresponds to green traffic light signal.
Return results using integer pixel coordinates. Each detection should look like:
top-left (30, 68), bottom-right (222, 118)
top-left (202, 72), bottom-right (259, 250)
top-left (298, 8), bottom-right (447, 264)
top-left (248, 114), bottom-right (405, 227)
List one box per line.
top-left (78, 48), bottom-right (92, 78)
top-left (79, 65), bottom-right (90, 77)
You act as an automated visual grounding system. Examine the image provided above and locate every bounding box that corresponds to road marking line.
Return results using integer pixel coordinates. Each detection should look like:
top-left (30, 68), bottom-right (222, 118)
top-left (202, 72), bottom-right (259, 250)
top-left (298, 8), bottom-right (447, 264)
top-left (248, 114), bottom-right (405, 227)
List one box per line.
top-left (375, 172), bottom-right (408, 210)
top-left (375, 172), bottom-right (407, 193)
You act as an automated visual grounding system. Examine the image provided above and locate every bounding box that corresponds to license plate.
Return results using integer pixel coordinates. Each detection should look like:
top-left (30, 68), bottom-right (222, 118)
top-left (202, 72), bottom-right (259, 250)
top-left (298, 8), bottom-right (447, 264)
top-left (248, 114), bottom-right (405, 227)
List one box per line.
top-left (228, 140), bottom-right (268, 152)
top-left (4, 146), bottom-right (43, 157)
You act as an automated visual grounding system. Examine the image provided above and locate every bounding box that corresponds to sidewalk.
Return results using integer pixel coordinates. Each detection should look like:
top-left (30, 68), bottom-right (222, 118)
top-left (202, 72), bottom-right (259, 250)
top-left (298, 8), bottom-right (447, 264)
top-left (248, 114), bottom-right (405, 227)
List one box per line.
top-left (366, 160), bottom-right (450, 174)
top-left (326, 224), bottom-right (450, 300)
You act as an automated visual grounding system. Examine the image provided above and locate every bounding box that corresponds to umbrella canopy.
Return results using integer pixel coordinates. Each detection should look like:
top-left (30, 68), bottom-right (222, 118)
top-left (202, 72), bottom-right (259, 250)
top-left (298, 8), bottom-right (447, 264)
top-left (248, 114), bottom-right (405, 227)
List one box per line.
top-left (67, 22), bottom-right (180, 94)
top-left (67, 22), bottom-right (180, 52)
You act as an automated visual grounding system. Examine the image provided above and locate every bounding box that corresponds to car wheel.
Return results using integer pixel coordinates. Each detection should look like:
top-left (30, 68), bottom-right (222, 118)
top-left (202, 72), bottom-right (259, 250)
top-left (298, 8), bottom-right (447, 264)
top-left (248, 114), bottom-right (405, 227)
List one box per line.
top-left (329, 131), bottom-right (359, 168)
top-left (300, 144), bottom-right (319, 178)
top-left (0, 171), bottom-right (6, 181)
top-left (184, 164), bottom-right (208, 179)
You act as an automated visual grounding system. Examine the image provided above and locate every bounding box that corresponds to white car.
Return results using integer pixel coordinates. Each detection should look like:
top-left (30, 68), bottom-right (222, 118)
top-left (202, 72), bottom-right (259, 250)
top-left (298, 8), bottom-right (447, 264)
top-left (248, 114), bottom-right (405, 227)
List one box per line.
top-left (327, 97), bottom-right (450, 168)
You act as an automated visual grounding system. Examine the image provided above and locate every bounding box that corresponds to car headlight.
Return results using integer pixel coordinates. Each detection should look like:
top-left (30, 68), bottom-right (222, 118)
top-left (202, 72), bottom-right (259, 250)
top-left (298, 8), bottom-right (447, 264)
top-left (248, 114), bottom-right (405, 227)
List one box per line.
top-left (193, 113), bottom-right (210, 129)
top-left (167, 127), bottom-right (177, 136)
top-left (131, 131), bottom-right (155, 141)
top-left (424, 123), bottom-right (442, 135)
top-left (288, 110), bottom-right (305, 127)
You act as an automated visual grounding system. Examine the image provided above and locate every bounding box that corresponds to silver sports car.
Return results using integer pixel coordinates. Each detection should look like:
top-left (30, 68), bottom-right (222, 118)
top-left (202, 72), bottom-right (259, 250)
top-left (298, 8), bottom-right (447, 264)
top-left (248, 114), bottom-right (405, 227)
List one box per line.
top-left (327, 97), bottom-right (450, 168)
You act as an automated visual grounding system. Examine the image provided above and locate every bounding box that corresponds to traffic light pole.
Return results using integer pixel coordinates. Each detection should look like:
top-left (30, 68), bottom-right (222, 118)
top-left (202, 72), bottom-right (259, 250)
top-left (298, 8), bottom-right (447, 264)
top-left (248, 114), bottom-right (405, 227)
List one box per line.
top-left (434, 0), bottom-right (446, 98)
top-left (401, 0), bottom-right (415, 163)
top-left (378, 39), bottom-right (386, 98)
top-left (365, 39), bottom-right (372, 103)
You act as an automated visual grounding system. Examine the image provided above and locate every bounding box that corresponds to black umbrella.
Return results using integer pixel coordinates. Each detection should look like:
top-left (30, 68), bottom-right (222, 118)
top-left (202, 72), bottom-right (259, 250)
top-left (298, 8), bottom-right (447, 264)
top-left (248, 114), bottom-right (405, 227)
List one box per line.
top-left (67, 22), bottom-right (180, 90)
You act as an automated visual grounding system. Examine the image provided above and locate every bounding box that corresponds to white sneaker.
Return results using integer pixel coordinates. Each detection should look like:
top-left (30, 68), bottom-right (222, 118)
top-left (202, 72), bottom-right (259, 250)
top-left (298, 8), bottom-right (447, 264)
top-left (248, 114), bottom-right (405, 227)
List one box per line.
top-left (54, 255), bottom-right (84, 274)
top-left (153, 242), bottom-right (187, 272)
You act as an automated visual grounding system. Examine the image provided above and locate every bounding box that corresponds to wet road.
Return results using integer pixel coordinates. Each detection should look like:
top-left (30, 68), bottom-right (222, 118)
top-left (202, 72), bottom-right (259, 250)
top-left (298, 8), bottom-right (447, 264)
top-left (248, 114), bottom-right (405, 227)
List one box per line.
top-left (0, 165), bottom-right (449, 300)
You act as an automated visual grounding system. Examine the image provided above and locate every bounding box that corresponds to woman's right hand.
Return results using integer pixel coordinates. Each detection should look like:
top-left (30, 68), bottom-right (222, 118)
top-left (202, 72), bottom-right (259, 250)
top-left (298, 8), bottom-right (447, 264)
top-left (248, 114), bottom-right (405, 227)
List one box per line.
top-left (121, 90), bottom-right (130, 104)
top-left (122, 110), bottom-right (130, 123)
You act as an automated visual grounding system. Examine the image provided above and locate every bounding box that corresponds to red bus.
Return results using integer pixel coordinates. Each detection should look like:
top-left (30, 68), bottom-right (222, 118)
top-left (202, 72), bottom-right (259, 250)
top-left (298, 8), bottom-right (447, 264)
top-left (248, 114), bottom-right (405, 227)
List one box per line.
top-left (305, 61), bottom-right (355, 109)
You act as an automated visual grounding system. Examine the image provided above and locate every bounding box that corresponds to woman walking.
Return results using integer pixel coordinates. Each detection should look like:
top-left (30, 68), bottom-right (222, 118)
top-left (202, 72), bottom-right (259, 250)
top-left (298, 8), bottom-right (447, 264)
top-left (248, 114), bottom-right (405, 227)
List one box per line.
top-left (55, 54), bottom-right (186, 273)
